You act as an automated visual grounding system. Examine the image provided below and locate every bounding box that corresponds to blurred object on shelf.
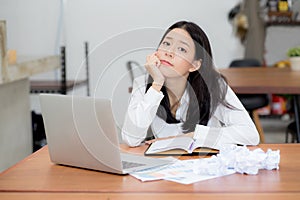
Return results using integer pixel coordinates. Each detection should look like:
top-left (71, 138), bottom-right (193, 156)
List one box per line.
top-left (278, 0), bottom-right (290, 12)
top-left (7, 50), bottom-right (16, 65)
top-left (267, 0), bottom-right (292, 12)
top-left (273, 60), bottom-right (291, 68)
top-left (268, 0), bottom-right (278, 11)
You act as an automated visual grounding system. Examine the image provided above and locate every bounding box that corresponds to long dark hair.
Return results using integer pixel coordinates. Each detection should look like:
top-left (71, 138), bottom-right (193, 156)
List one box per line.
top-left (146, 21), bottom-right (231, 132)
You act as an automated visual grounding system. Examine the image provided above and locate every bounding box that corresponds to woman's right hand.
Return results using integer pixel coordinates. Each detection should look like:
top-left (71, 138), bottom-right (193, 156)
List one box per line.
top-left (145, 52), bottom-right (165, 86)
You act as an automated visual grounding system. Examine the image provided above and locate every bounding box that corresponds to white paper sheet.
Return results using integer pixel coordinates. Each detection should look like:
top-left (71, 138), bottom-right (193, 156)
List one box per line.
top-left (130, 159), bottom-right (235, 184)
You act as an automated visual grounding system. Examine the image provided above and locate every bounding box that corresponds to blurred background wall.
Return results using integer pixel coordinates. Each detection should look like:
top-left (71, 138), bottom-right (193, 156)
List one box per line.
top-left (0, 0), bottom-right (244, 129)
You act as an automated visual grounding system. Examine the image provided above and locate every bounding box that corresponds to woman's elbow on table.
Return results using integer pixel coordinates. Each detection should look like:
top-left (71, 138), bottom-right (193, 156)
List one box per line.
top-left (121, 130), bottom-right (143, 147)
top-left (249, 128), bottom-right (260, 145)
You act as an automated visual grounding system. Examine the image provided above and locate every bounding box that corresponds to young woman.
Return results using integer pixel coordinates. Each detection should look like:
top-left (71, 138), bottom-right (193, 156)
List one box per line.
top-left (122, 21), bottom-right (259, 149)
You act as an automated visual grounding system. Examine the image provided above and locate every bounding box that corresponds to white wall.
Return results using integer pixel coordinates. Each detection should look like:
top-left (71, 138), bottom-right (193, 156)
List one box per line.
top-left (265, 26), bottom-right (300, 65)
top-left (0, 0), bottom-right (243, 129)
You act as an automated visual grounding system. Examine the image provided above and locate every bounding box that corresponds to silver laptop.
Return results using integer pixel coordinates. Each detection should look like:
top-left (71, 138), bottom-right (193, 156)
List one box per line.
top-left (39, 94), bottom-right (172, 174)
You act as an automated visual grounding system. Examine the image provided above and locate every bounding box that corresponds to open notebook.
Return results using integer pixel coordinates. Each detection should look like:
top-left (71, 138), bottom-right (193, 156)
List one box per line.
top-left (144, 137), bottom-right (219, 156)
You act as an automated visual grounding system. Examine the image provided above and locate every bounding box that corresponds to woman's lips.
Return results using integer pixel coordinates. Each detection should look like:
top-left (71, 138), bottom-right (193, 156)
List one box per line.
top-left (160, 60), bottom-right (173, 67)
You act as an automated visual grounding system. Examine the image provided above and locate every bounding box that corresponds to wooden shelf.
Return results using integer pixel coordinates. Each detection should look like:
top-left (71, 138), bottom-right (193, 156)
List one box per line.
top-left (30, 42), bottom-right (90, 95)
top-left (268, 11), bottom-right (293, 17)
top-left (266, 21), bottom-right (300, 26)
top-left (265, 11), bottom-right (300, 26)
top-left (30, 80), bottom-right (88, 94)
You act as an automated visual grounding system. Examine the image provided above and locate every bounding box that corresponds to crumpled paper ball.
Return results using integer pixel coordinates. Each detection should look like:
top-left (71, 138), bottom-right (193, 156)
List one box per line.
top-left (193, 145), bottom-right (280, 175)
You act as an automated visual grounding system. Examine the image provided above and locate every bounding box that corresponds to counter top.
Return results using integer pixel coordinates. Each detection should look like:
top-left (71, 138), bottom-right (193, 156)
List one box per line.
top-left (1, 55), bottom-right (60, 85)
top-left (1, 20), bottom-right (60, 85)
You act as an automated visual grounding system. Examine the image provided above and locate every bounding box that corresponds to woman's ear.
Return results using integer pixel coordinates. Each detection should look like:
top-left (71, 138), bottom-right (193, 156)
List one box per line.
top-left (189, 59), bottom-right (202, 72)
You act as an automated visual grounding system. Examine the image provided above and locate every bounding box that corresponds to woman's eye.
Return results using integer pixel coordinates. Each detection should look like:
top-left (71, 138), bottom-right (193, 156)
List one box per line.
top-left (162, 41), bottom-right (170, 46)
top-left (178, 47), bottom-right (187, 53)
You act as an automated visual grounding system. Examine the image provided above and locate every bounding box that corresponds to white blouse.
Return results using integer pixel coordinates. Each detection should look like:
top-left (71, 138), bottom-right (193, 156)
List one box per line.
top-left (121, 74), bottom-right (260, 149)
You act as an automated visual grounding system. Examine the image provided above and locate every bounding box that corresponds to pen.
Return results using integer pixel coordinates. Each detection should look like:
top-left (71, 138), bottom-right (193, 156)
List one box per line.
top-left (188, 141), bottom-right (194, 153)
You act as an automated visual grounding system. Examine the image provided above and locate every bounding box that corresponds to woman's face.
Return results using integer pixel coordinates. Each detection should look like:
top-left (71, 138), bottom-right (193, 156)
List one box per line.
top-left (156, 28), bottom-right (199, 79)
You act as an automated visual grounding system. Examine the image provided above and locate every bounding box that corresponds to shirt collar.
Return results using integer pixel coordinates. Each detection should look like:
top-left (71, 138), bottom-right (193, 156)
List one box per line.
top-left (180, 87), bottom-right (189, 106)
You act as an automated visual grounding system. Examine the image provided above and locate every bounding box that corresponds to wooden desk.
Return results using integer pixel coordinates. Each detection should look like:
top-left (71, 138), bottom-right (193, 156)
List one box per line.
top-left (0, 144), bottom-right (300, 199)
top-left (220, 67), bottom-right (300, 142)
top-left (219, 67), bottom-right (300, 94)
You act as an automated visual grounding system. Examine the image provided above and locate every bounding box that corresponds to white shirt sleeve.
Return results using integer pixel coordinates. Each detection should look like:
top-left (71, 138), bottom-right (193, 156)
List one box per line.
top-left (151, 116), bottom-right (183, 138)
top-left (193, 86), bottom-right (260, 150)
top-left (121, 75), bottom-right (164, 147)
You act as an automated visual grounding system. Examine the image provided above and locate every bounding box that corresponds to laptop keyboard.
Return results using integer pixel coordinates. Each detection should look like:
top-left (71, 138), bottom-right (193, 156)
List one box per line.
top-left (122, 161), bottom-right (146, 169)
